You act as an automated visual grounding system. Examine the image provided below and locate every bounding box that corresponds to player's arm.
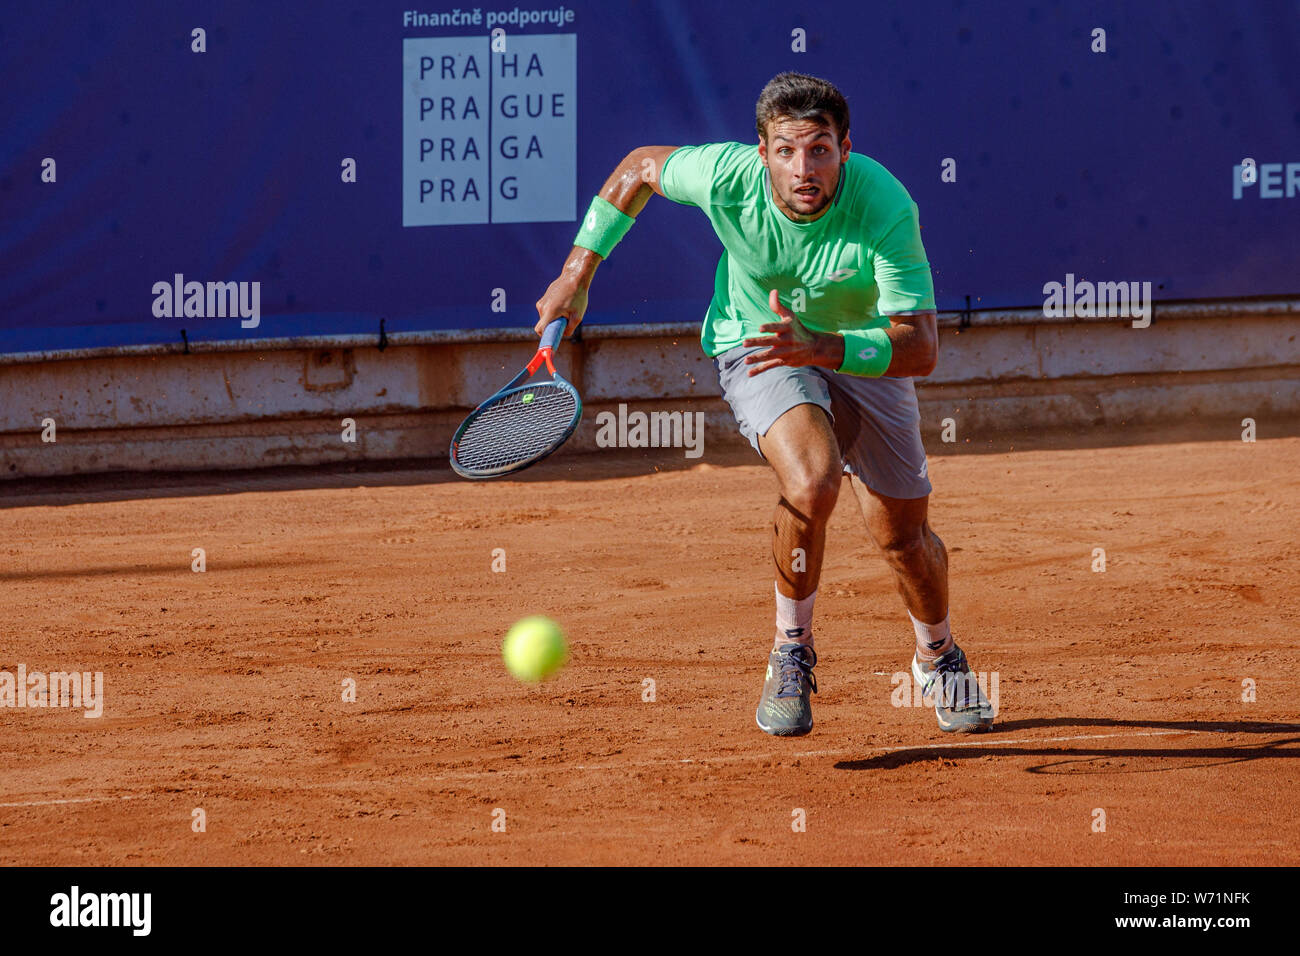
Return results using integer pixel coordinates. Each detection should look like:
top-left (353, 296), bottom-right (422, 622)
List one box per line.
top-left (534, 146), bottom-right (678, 337)
top-left (742, 294), bottom-right (938, 378)
top-left (877, 310), bottom-right (938, 377)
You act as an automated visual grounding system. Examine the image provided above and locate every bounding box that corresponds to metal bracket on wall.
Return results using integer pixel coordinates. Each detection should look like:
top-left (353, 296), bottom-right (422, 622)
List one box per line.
top-left (304, 349), bottom-right (355, 391)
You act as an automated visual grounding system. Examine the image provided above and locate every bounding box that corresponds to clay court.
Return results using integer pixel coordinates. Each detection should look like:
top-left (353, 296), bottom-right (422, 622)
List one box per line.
top-left (1, 427), bottom-right (1296, 866)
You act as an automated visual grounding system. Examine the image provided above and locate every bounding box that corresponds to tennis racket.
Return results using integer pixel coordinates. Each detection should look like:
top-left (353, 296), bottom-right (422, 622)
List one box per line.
top-left (449, 318), bottom-right (583, 479)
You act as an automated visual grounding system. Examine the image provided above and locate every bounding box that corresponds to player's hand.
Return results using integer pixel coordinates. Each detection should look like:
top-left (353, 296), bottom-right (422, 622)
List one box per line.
top-left (742, 289), bottom-right (843, 375)
top-left (534, 276), bottom-right (588, 338)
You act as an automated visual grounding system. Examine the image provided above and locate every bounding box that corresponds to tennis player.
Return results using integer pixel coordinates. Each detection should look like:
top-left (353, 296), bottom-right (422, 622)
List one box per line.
top-left (535, 72), bottom-right (994, 736)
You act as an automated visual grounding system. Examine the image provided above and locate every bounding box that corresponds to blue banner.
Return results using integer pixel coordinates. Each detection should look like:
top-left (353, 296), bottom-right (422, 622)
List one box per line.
top-left (1, 0), bottom-right (1297, 356)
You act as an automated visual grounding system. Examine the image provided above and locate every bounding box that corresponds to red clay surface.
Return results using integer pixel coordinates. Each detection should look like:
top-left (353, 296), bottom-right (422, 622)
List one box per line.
top-left (1, 434), bottom-right (1297, 865)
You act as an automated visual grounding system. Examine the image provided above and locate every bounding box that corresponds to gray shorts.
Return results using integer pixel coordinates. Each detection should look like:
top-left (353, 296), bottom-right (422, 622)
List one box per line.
top-left (713, 345), bottom-right (932, 500)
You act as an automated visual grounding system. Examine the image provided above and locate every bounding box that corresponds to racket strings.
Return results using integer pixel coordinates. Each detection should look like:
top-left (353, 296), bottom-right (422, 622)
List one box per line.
top-left (455, 382), bottom-right (579, 473)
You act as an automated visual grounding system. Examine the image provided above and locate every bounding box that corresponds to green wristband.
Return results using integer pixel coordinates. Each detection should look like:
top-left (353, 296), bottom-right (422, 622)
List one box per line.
top-left (838, 327), bottom-right (894, 377)
top-left (573, 196), bottom-right (636, 258)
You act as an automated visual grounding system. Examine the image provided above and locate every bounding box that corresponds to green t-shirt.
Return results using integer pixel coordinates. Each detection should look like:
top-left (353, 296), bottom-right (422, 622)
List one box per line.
top-left (659, 142), bottom-right (935, 357)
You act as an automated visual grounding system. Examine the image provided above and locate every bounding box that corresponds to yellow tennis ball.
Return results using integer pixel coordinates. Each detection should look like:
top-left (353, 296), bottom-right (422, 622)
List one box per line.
top-left (502, 616), bottom-right (568, 682)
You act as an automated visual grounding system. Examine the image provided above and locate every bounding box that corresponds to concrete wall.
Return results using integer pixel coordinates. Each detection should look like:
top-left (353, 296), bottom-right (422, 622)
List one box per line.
top-left (2, 301), bottom-right (1297, 479)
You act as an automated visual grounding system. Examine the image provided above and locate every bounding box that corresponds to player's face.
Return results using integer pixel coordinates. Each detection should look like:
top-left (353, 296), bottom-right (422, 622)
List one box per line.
top-left (759, 117), bottom-right (850, 222)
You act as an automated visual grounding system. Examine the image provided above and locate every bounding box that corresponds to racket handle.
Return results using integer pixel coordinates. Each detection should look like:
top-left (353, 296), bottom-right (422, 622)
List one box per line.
top-left (539, 317), bottom-right (567, 352)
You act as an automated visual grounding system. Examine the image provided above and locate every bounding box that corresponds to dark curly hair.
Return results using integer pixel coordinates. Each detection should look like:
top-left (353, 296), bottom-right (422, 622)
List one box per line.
top-left (755, 72), bottom-right (850, 143)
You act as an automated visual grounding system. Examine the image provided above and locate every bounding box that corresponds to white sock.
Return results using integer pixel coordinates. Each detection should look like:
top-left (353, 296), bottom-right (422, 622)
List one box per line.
top-left (910, 610), bottom-right (953, 660)
top-left (775, 584), bottom-right (816, 649)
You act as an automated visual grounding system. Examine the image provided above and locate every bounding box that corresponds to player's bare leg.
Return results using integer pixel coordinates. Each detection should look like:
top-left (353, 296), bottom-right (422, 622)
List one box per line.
top-left (752, 402), bottom-right (839, 735)
top-left (758, 403), bottom-right (841, 632)
top-left (850, 476), bottom-right (993, 732)
top-left (849, 479), bottom-right (947, 625)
